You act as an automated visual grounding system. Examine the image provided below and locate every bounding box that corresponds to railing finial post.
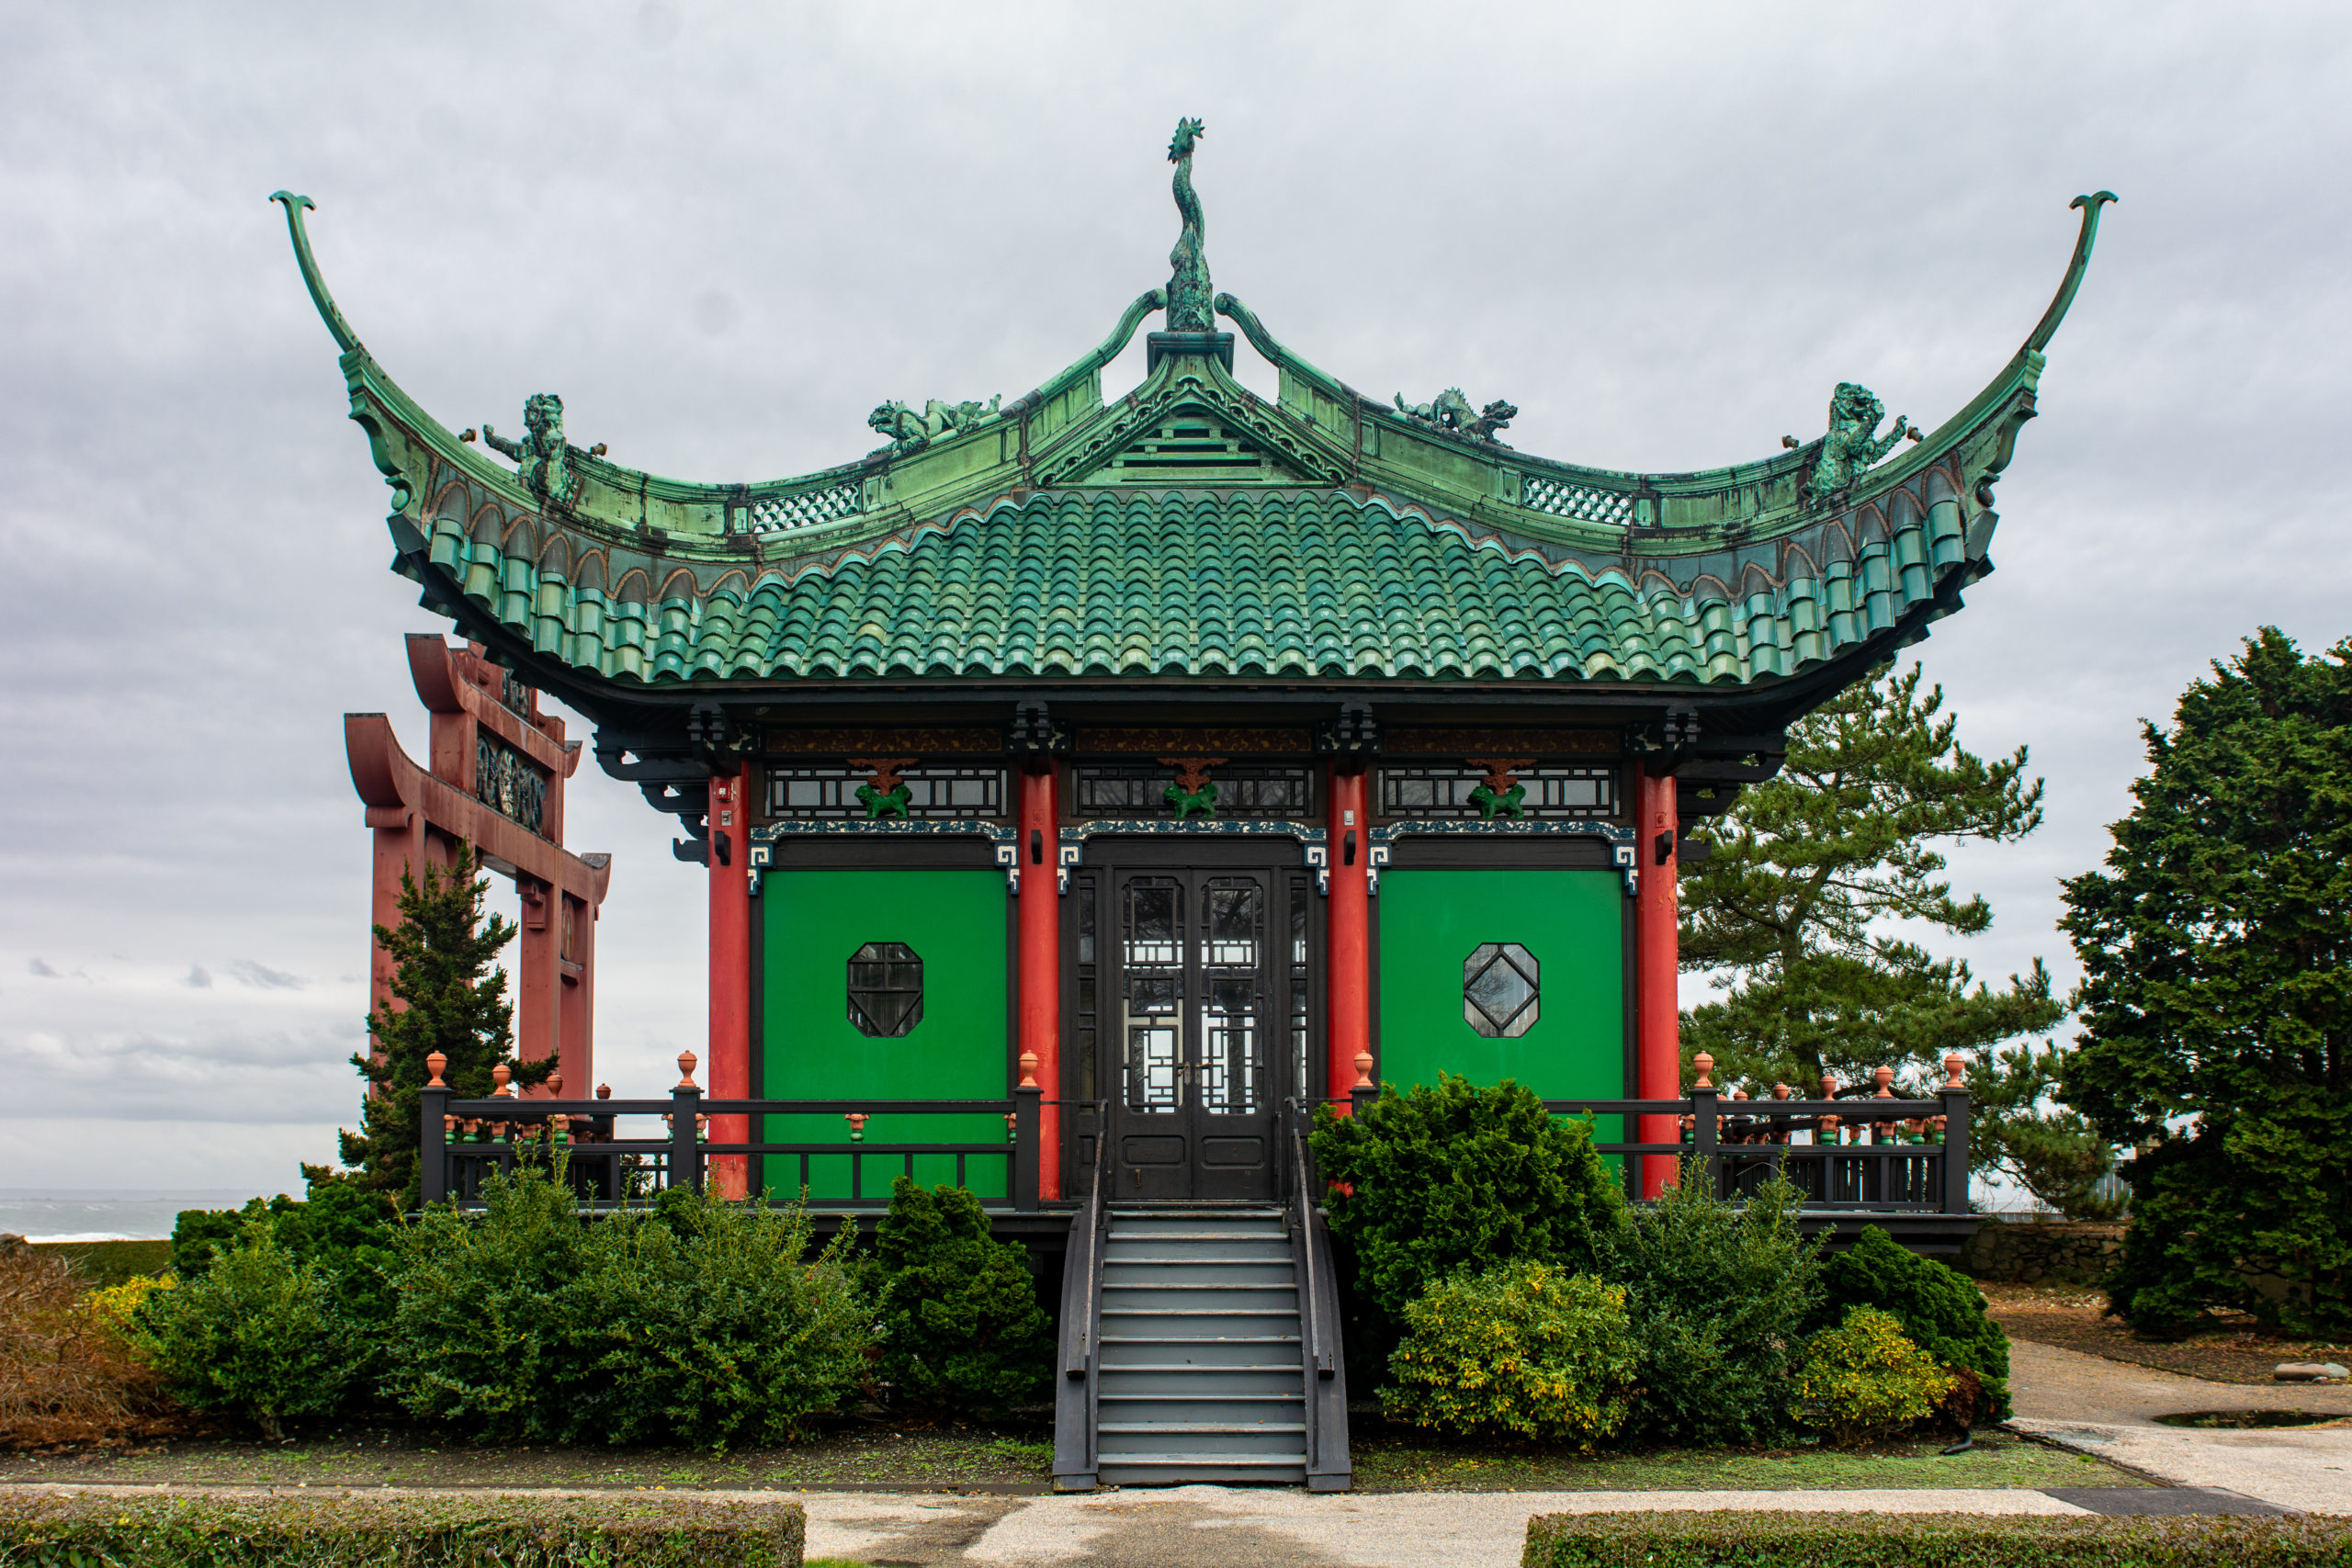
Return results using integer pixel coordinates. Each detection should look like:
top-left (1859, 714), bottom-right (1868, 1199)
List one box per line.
top-left (1939, 1054), bottom-right (1973, 1215)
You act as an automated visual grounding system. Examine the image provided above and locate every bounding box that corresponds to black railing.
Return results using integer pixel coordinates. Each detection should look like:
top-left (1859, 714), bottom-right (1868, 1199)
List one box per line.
top-left (1052, 1106), bottom-right (1114, 1492)
top-left (1333, 1075), bottom-right (1972, 1216)
top-left (419, 1070), bottom-right (1066, 1211)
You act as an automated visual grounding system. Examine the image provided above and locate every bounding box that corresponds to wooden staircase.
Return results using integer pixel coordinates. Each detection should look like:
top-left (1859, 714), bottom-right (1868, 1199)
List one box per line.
top-left (1055, 1194), bottom-right (1350, 1491)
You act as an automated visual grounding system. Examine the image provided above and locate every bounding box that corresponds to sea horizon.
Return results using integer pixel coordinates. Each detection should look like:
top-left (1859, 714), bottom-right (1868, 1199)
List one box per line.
top-left (0, 1188), bottom-right (293, 1243)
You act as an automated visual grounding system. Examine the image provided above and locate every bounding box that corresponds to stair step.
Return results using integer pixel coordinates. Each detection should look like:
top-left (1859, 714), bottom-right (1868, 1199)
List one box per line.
top-left (1102, 1285), bottom-right (1297, 1309)
top-left (1102, 1400), bottom-right (1307, 1424)
top-left (1100, 1421), bottom-right (1306, 1433)
top-left (1095, 1457), bottom-right (1317, 1466)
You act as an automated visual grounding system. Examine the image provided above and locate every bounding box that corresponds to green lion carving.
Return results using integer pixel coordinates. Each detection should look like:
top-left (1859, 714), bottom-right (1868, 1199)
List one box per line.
top-left (1165, 117), bottom-right (1214, 333)
top-left (1794, 381), bottom-right (1921, 502)
top-left (1394, 389), bottom-right (1518, 445)
top-left (866, 394), bottom-right (1002, 457)
top-left (480, 392), bottom-right (580, 508)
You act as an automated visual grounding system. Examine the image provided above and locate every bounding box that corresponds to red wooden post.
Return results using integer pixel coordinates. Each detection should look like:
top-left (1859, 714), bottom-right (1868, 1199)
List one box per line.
top-left (707, 765), bottom-right (752, 1199)
top-left (1327, 769), bottom-right (1370, 1114)
top-left (1018, 765), bottom-right (1062, 1200)
top-left (1635, 767), bottom-right (1680, 1196)
top-left (558, 887), bottom-right (597, 1097)
top-left (515, 875), bottom-right (560, 1079)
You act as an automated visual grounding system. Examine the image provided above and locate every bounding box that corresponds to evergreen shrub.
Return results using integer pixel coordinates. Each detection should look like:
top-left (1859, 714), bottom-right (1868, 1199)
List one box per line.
top-left (0, 1492), bottom-right (807, 1568)
top-left (170, 1170), bottom-right (401, 1350)
top-left (1790, 1306), bottom-right (1955, 1445)
top-left (1311, 1075), bottom-right (1623, 1322)
top-left (384, 1166), bottom-right (871, 1447)
top-left (1815, 1224), bottom-right (2011, 1420)
top-left (1599, 1169), bottom-right (1821, 1445)
top-left (130, 1222), bottom-right (356, 1440)
top-left (2062, 630), bottom-right (2352, 1337)
top-left (1522, 1512), bottom-right (2352, 1568)
top-left (869, 1178), bottom-right (1052, 1416)
top-left (1382, 1260), bottom-right (1637, 1447)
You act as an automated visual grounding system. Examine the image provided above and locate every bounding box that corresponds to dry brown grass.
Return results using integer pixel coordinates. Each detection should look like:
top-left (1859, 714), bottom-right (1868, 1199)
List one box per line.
top-left (0, 1235), bottom-right (175, 1448)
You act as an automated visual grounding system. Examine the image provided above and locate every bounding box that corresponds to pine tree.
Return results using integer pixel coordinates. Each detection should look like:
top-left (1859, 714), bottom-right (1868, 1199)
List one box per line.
top-left (2061, 629), bottom-right (2352, 1336)
top-left (339, 844), bottom-right (537, 1208)
top-left (1678, 662), bottom-right (2066, 1115)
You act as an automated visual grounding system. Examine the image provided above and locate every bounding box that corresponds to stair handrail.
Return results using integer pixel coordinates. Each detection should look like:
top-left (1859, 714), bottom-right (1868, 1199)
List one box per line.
top-left (1288, 1100), bottom-right (1334, 1379)
top-left (1289, 1099), bottom-right (1353, 1492)
top-left (1052, 1101), bottom-right (1112, 1491)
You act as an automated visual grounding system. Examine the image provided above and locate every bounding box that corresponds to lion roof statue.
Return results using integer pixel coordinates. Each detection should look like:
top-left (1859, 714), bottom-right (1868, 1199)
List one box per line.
top-left (1797, 381), bottom-right (1919, 501)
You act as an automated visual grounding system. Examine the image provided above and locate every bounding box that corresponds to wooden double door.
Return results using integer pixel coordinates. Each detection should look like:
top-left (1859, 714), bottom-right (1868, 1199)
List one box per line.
top-left (1080, 847), bottom-right (1317, 1201)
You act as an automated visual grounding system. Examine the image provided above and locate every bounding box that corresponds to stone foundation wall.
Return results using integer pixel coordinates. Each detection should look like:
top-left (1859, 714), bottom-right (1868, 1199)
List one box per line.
top-left (1954, 1219), bottom-right (2125, 1285)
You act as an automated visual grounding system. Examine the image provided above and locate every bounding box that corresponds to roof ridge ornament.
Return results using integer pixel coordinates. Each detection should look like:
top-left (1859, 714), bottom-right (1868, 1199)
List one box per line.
top-left (267, 192), bottom-right (360, 355)
top-left (1165, 118), bottom-right (1214, 333)
top-left (1394, 388), bottom-right (1518, 446)
top-left (2023, 191), bottom-right (2119, 355)
top-left (867, 393), bottom-right (1002, 458)
top-left (1784, 382), bottom-right (1921, 509)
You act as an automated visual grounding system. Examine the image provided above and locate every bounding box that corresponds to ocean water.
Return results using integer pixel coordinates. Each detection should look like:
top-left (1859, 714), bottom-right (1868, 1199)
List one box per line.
top-left (0, 1189), bottom-right (281, 1243)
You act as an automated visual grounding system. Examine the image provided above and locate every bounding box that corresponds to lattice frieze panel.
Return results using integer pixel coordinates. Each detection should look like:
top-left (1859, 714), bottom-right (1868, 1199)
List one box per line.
top-left (746, 479), bottom-right (863, 533)
top-left (1520, 473), bottom-right (1635, 526)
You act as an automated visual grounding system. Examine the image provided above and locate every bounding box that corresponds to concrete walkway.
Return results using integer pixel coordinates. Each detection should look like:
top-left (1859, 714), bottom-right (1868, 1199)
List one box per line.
top-left (803, 1486), bottom-right (2088, 1567)
top-left (0, 1475), bottom-right (2305, 1568)
top-left (2007, 1337), bottom-right (2352, 1513)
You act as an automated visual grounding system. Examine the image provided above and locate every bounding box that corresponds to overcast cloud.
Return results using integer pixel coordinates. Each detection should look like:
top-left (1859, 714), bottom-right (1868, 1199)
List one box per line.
top-left (3, 3), bottom-right (2345, 1193)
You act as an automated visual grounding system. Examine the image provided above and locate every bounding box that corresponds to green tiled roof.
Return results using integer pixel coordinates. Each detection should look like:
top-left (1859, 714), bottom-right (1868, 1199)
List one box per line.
top-left (420, 486), bottom-right (1975, 687)
top-left (275, 188), bottom-right (2109, 700)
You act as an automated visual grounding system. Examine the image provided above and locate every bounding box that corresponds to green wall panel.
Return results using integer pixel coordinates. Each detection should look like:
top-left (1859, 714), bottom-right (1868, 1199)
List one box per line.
top-left (1375, 868), bottom-right (1627, 1152)
top-left (760, 869), bottom-right (1009, 1200)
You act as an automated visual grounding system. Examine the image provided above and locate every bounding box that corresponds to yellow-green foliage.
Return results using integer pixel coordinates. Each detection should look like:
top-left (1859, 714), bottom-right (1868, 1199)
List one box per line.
top-left (86, 1273), bottom-right (175, 1349)
top-left (1383, 1260), bottom-right (1638, 1447)
top-left (1792, 1306), bottom-right (1955, 1446)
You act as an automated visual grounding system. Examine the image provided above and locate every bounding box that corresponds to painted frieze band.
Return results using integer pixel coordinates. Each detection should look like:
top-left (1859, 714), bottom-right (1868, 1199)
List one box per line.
top-left (1368, 818), bottom-right (1640, 897)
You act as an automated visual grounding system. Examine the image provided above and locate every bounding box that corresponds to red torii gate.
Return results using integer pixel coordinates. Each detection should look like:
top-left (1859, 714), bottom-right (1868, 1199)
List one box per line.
top-left (346, 635), bottom-right (612, 1091)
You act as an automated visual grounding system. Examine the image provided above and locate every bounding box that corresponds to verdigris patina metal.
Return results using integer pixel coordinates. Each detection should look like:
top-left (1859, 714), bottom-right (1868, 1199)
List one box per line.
top-left (1165, 118), bottom-right (1214, 333)
top-left (480, 393), bottom-right (580, 509)
top-left (867, 395), bottom-right (1001, 457)
top-left (1788, 382), bottom-right (1921, 504)
top-left (1394, 389), bottom-right (1517, 445)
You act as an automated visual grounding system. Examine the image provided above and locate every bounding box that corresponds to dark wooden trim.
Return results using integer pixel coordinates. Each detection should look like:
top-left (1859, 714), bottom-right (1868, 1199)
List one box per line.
top-left (1003, 881), bottom-right (1021, 1097)
top-left (1621, 885), bottom-right (1638, 1101)
top-left (1070, 834), bottom-right (1322, 871)
top-left (754, 838), bottom-right (1000, 872)
top-left (1378, 837), bottom-right (1615, 872)
top-left (749, 888), bottom-right (766, 1198)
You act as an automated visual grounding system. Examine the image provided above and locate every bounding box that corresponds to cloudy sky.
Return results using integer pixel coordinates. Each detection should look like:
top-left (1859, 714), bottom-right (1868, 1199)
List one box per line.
top-left (4, 4), bottom-right (2345, 1195)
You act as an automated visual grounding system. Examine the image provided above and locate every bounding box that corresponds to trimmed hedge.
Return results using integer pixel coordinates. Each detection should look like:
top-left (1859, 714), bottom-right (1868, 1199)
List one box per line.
top-left (1522, 1512), bottom-right (2351, 1567)
top-left (0, 1493), bottom-right (806, 1568)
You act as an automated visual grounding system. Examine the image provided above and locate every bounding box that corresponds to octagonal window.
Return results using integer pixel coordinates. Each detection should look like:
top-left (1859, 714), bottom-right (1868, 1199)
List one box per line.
top-left (848, 942), bottom-right (923, 1038)
top-left (1464, 942), bottom-right (1539, 1038)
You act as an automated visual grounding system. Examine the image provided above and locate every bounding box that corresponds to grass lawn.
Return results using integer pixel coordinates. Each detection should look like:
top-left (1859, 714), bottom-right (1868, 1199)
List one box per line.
top-left (1, 1416), bottom-right (2139, 1495)
top-left (1347, 1421), bottom-right (2144, 1492)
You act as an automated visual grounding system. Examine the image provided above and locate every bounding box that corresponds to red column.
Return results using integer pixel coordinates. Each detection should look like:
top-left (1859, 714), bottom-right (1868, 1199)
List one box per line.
top-left (1326, 769), bottom-right (1371, 1112)
top-left (1018, 766), bottom-right (1061, 1199)
top-left (1635, 767), bottom-right (1681, 1196)
top-left (514, 875), bottom-right (560, 1077)
top-left (708, 766), bottom-right (752, 1199)
top-left (559, 891), bottom-right (594, 1099)
top-left (362, 806), bottom-right (426, 1051)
